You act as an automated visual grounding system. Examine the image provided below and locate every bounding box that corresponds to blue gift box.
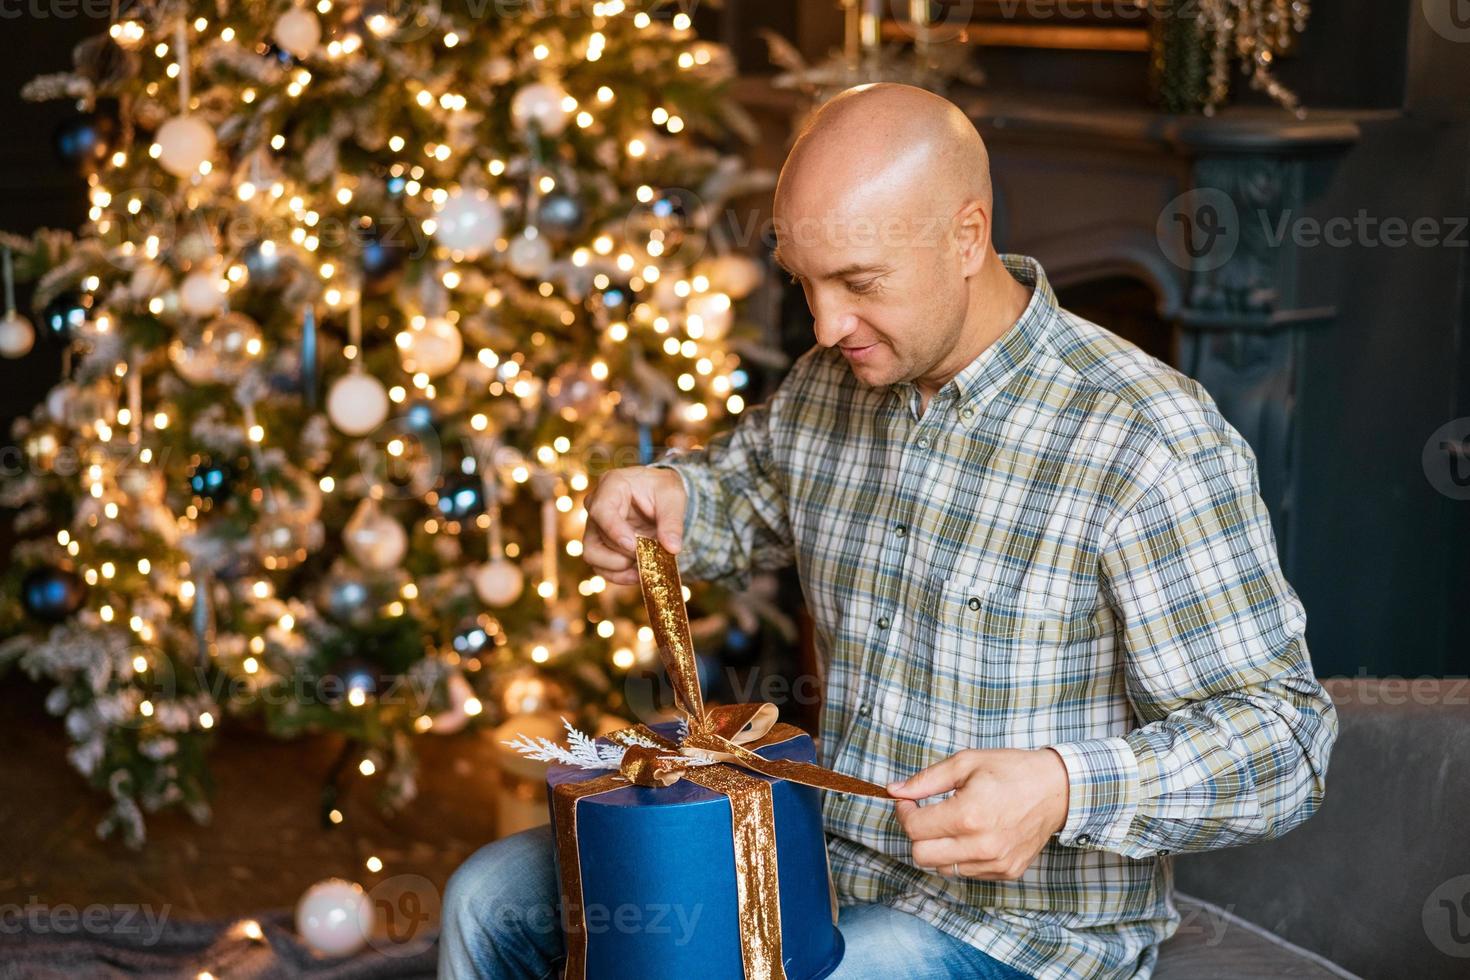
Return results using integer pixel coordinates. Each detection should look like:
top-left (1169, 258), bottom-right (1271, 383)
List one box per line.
top-left (546, 719), bottom-right (845, 980)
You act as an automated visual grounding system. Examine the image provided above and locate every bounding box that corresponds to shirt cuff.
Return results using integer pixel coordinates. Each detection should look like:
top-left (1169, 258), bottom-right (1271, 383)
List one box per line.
top-left (647, 459), bottom-right (699, 542)
top-left (1049, 736), bottom-right (1141, 852)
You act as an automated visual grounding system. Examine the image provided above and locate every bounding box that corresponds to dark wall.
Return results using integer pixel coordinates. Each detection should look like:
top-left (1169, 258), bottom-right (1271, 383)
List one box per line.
top-left (0, 8), bottom-right (95, 435)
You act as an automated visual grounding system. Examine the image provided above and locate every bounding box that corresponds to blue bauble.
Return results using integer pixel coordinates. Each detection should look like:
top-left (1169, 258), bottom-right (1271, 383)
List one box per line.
top-left (649, 190), bottom-right (693, 227)
top-left (52, 109), bottom-right (116, 174)
top-left (403, 399), bottom-right (436, 432)
top-left (324, 656), bottom-right (381, 704)
top-left (358, 221), bottom-right (409, 295)
top-left (592, 281), bottom-right (637, 319)
top-left (452, 620), bottom-right (492, 656)
top-left (260, 41), bottom-right (296, 67)
top-left (42, 293), bottom-right (89, 341)
top-left (21, 566), bottom-right (86, 623)
top-left (434, 476), bottom-right (484, 522)
top-left (241, 240), bottom-right (283, 287)
top-left (188, 457), bottom-right (235, 504)
top-left (538, 191), bottom-right (586, 240)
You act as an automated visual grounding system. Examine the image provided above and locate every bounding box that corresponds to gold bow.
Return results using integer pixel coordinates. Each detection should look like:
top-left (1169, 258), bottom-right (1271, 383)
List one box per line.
top-left (550, 537), bottom-right (891, 980)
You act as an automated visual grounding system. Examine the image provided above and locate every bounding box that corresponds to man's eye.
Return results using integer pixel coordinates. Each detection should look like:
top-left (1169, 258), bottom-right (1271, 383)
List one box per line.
top-left (847, 280), bottom-right (879, 295)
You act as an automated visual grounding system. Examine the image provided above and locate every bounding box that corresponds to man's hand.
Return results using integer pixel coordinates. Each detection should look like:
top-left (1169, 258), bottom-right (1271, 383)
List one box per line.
top-left (581, 466), bottom-right (688, 586)
top-left (888, 748), bottom-right (1071, 881)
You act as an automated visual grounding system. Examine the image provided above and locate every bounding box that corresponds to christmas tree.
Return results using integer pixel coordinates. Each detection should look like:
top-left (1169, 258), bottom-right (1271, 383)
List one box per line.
top-left (0, 0), bottom-right (776, 847)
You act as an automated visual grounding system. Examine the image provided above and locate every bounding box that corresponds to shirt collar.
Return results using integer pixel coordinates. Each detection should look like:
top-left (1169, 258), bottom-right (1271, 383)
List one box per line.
top-left (892, 253), bottom-right (1059, 418)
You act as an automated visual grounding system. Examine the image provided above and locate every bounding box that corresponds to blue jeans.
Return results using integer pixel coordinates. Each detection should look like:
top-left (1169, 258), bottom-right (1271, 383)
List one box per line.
top-left (440, 824), bottom-right (1031, 980)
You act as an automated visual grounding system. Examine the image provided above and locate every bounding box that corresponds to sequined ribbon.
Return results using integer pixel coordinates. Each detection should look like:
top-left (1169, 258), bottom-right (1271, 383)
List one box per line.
top-left (550, 537), bottom-right (892, 980)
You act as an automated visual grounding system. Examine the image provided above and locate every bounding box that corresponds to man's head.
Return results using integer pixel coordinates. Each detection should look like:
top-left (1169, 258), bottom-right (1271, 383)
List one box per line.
top-left (772, 83), bottom-right (1014, 393)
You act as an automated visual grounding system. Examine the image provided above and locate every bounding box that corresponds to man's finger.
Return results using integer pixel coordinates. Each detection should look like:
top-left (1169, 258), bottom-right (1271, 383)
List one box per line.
top-left (586, 478), bottom-right (638, 551)
top-left (908, 833), bottom-right (974, 871)
top-left (895, 795), bottom-right (975, 841)
top-left (888, 751), bottom-right (973, 800)
top-left (582, 520), bottom-right (634, 571)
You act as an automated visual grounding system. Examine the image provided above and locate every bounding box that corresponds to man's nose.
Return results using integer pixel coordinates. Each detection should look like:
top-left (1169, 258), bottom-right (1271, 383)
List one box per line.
top-left (812, 308), bottom-right (861, 349)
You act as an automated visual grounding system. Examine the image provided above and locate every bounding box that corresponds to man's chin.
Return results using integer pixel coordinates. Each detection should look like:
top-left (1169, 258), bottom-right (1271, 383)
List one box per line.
top-left (839, 347), bottom-right (899, 386)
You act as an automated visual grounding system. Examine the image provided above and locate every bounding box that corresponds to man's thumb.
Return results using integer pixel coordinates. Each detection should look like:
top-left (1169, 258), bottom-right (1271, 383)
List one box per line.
top-left (655, 479), bottom-right (685, 553)
top-left (887, 757), bottom-right (959, 799)
top-left (657, 509), bottom-right (683, 553)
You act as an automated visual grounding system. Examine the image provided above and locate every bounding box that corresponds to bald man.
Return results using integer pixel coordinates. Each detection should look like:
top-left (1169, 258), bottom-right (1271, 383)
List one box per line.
top-left (441, 85), bottom-right (1336, 980)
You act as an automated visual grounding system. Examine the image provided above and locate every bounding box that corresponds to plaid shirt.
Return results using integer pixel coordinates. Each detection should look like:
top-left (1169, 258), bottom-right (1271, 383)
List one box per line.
top-left (657, 254), bottom-right (1336, 980)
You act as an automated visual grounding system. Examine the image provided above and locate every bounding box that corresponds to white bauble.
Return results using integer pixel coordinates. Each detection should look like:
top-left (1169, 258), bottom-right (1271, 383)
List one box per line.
top-left (343, 499), bottom-right (408, 571)
top-left (511, 81), bottom-right (571, 137)
top-left (45, 383), bottom-right (72, 421)
top-left (430, 672), bottom-right (477, 734)
top-left (273, 7), bottom-right (322, 59)
top-left (255, 509), bottom-right (323, 570)
top-left (473, 558), bottom-right (524, 607)
top-left (155, 114), bottom-right (216, 178)
top-left (0, 313), bottom-right (35, 359)
top-left (326, 373), bottom-right (389, 436)
top-left (178, 269), bottom-right (226, 317)
top-left (707, 253), bottom-right (764, 299)
top-left (686, 291), bottom-right (734, 340)
top-left (397, 316), bottom-right (462, 378)
top-left (129, 261), bottom-right (173, 301)
top-left (169, 312), bottom-right (263, 385)
top-left (506, 229), bottom-right (553, 279)
top-left (434, 188), bottom-right (503, 258)
top-left (295, 878), bottom-right (373, 958)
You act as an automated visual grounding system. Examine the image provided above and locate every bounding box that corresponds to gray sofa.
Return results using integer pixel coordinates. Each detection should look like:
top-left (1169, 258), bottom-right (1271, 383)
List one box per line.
top-left (1155, 678), bottom-right (1470, 979)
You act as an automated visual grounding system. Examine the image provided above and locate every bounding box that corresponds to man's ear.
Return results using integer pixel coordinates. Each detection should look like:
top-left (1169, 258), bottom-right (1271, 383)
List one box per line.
top-left (952, 200), bottom-right (990, 276)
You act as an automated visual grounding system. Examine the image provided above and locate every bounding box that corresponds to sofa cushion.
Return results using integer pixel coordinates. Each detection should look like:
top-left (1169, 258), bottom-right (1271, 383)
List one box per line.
top-left (1173, 679), bottom-right (1470, 978)
top-left (1155, 895), bottom-right (1359, 979)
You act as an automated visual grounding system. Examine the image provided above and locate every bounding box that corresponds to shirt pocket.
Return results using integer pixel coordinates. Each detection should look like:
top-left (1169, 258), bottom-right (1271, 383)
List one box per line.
top-left (926, 577), bottom-right (1105, 747)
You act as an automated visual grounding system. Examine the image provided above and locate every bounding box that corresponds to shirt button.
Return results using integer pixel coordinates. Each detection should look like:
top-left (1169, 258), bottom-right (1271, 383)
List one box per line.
top-left (916, 437), bottom-right (931, 450)
top-left (858, 702), bottom-right (873, 717)
top-left (1076, 834), bottom-right (1092, 846)
top-left (960, 407), bottom-right (975, 422)
top-left (967, 596), bottom-right (982, 611)
top-left (877, 616), bottom-right (891, 629)
top-left (894, 524), bottom-right (908, 537)
top-left (1157, 849), bottom-right (1171, 857)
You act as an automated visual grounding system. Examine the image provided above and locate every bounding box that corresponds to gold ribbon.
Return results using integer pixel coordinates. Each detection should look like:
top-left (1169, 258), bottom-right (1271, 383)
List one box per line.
top-left (550, 537), bottom-right (892, 980)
